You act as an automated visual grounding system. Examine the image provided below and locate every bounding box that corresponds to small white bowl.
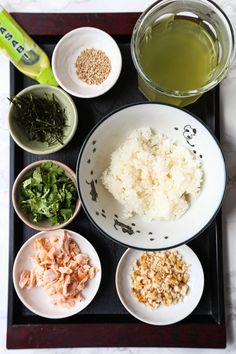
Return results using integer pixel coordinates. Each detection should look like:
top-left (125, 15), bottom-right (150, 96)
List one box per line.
top-left (52, 27), bottom-right (122, 98)
top-left (116, 245), bottom-right (204, 325)
top-left (13, 229), bottom-right (101, 319)
top-left (76, 102), bottom-right (226, 250)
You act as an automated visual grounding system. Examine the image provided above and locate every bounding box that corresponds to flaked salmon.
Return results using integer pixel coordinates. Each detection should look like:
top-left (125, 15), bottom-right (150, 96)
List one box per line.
top-left (19, 230), bottom-right (98, 308)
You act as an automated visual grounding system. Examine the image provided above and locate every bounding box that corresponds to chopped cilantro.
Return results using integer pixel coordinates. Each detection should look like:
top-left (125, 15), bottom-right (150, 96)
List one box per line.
top-left (20, 162), bottom-right (77, 225)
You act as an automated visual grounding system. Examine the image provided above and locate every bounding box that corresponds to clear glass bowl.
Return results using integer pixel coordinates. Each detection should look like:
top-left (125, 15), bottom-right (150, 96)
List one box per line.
top-left (131, 0), bottom-right (235, 106)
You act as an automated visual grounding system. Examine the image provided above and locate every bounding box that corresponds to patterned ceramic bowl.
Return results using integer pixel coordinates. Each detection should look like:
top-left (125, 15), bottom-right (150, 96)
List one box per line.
top-left (76, 103), bottom-right (226, 250)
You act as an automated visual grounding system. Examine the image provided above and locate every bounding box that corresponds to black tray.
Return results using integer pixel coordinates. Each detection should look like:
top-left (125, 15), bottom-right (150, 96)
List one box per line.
top-left (7, 13), bottom-right (226, 349)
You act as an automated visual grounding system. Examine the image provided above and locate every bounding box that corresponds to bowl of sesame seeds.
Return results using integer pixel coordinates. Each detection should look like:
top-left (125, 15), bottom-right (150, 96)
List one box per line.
top-left (52, 27), bottom-right (122, 98)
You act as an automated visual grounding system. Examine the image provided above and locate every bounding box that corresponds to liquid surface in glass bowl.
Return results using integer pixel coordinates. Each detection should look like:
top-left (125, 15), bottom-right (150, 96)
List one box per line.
top-left (139, 15), bottom-right (219, 92)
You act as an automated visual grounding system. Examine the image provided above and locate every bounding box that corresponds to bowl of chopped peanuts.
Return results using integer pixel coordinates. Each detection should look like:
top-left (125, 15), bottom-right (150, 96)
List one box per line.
top-left (52, 27), bottom-right (122, 98)
top-left (116, 245), bottom-right (204, 325)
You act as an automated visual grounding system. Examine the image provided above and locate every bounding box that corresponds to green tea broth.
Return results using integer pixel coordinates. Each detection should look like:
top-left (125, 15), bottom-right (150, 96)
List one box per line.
top-left (139, 15), bottom-right (219, 92)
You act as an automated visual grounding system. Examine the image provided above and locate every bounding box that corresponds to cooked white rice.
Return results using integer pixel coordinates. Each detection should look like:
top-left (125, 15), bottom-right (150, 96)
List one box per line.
top-left (101, 127), bottom-right (203, 221)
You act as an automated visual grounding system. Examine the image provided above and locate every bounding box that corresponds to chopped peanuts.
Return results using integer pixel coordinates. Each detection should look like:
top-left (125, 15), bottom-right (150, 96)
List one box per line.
top-left (131, 250), bottom-right (190, 309)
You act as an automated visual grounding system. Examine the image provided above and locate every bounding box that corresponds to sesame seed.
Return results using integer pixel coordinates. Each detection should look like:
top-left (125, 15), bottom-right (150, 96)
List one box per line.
top-left (75, 48), bottom-right (111, 85)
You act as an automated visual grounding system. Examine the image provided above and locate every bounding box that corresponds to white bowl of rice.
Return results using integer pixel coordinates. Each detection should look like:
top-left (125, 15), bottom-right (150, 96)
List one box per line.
top-left (76, 103), bottom-right (226, 250)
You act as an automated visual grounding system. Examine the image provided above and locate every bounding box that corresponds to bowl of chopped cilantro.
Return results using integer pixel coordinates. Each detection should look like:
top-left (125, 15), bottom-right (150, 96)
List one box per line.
top-left (12, 160), bottom-right (81, 231)
top-left (8, 85), bottom-right (78, 154)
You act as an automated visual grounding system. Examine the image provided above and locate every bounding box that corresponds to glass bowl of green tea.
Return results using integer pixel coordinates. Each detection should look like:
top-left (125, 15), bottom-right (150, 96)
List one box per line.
top-left (131, 0), bottom-right (235, 107)
top-left (8, 85), bottom-right (78, 154)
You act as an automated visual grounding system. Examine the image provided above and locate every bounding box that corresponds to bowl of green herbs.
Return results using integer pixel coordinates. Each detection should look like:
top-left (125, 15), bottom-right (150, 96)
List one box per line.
top-left (8, 85), bottom-right (78, 154)
top-left (12, 160), bottom-right (81, 231)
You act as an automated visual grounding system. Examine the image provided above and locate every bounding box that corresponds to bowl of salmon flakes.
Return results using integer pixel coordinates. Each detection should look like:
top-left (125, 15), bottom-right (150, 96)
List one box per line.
top-left (13, 229), bottom-right (101, 319)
